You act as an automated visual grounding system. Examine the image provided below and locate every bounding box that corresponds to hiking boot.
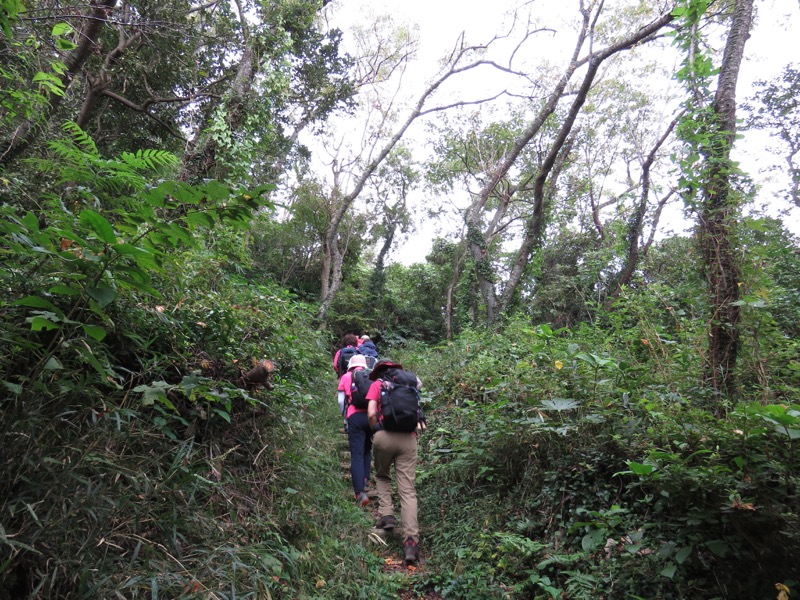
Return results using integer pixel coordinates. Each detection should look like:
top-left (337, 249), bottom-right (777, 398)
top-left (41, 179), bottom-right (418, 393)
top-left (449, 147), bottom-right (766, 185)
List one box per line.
top-left (355, 491), bottom-right (369, 507)
top-left (376, 514), bottom-right (395, 530)
top-left (403, 537), bottom-right (419, 564)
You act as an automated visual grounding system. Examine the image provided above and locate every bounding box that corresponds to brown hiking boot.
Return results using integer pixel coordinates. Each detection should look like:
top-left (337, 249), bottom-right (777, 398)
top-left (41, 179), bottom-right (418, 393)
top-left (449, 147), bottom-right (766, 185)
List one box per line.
top-left (376, 514), bottom-right (395, 530)
top-left (403, 537), bottom-right (419, 564)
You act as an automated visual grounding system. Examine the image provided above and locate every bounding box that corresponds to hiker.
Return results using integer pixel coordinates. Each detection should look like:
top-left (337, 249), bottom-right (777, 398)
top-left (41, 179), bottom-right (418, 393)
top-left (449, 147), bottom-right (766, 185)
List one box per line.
top-left (333, 334), bottom-right (359, 378)
top-left (366, 359), bottom-right (425, 565)
top-left (358, 335), bottom-right (380, 369)
top-left (337, 354), bottom-right (373, 507)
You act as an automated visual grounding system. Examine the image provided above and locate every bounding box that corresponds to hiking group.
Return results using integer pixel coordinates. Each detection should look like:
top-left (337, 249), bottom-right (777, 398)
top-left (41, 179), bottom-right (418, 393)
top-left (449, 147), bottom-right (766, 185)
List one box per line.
top-left (334, 334), bottom-right (426, 565)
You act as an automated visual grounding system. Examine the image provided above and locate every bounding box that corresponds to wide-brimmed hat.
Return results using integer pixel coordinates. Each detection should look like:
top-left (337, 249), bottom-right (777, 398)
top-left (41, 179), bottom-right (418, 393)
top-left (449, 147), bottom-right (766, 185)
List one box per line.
top-left (348, 355), bottom-right (368, 370)
top-left (368, 359), bottom-right (402, 380)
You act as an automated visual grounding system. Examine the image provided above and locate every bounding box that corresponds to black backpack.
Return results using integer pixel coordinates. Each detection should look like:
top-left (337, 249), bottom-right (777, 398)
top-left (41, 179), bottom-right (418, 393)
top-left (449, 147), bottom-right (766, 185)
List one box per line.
top-left (349, 369), bottom-right (372, 410)
top-left (378, 367), bottom-right (422, 432)
top-left (336, 346), bottom-right (359, 377)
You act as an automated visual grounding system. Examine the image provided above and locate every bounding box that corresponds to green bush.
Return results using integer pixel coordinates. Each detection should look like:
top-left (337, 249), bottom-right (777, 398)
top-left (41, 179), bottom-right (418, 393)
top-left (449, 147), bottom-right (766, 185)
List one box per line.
top-left (397, 318), bottom-right (800, 599)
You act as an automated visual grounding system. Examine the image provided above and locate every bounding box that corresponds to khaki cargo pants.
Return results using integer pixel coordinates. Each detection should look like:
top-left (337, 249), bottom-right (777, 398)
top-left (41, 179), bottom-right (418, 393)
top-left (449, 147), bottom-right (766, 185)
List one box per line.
top-left (372, 430), bottom-right (419, 542)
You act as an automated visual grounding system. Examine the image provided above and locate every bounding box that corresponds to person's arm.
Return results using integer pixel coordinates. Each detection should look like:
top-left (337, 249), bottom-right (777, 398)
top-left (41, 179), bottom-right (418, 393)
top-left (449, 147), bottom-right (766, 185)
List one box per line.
top-left (338, 372), bottom-right (352, 414)
top-left (333, 350), bottom-right (341, 375)
top-left (366, 380), bottom-right (382, 430)
top-left (368, 399), bottom-right (378, 429)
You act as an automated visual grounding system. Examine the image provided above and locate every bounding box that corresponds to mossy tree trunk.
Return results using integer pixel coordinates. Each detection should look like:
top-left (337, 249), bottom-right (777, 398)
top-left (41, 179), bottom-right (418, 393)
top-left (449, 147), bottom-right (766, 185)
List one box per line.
top-left (698, 0), bottom-right (754, 399)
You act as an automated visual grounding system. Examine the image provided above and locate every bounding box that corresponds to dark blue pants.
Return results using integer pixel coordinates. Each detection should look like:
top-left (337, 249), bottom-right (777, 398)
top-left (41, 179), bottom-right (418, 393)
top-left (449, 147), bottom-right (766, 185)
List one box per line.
top-left (346, 411), bottom-right (373, 494)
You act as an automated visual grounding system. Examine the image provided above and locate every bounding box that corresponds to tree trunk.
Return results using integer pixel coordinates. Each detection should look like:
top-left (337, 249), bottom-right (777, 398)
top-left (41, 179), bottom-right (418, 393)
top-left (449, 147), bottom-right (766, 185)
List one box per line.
top-left (444, 244), bottom-right (466, 339)
top-left (700, 0), bottom-right (754, 399)
top-left (0, 0), bottom-right (118, 166)
top-left (609, 115), bottom-right (680, 303)
top-left (179, 44), bottom-right (256, 183)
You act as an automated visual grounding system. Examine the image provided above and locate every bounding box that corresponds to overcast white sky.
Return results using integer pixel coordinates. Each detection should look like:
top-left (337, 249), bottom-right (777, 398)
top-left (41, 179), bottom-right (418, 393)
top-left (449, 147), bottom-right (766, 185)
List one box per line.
top-left (324, 0), bottom-right (800, 264)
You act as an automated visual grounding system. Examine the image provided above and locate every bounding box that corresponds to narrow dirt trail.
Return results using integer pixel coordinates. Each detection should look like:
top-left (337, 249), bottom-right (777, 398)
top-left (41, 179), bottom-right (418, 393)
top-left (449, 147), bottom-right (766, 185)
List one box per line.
top-left (338, 431), bottom-right (444, 599)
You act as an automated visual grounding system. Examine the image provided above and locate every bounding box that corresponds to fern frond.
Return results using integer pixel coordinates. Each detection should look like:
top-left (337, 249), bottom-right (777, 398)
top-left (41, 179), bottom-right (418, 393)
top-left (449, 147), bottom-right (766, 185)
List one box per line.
top-left (60, 121), bottom-right (98, 156)
top-left (120, 149), bottom-right (178, 172)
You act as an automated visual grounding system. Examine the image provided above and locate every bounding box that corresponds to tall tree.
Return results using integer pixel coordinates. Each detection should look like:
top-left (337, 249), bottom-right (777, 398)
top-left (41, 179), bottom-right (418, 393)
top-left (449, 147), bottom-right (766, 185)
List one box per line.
top-left (490, 3), bottom-right (677, 324)
top-left (0, 0), bottom-right (352, 185)
top-left (607, 113), bottom-right (680, 302)
top-left (420, 2), bottom-right (677, 326)
top-left (0, 0), bottom-right (118, 165)
top-left (674, 0), bottom-right (755, 399)
top-left (313, 15), bottom-right (531, 323)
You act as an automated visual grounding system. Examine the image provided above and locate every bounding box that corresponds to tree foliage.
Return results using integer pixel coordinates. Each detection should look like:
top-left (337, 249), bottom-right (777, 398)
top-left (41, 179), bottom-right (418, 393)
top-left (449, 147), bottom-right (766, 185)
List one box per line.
top-left (744, 63), bottom-right (800, 206)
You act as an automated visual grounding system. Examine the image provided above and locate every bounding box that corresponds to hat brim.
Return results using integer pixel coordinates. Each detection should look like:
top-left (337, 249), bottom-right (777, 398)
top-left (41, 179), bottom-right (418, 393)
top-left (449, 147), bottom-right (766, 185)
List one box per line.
top-left (368, 361), bottom-right (402, 380)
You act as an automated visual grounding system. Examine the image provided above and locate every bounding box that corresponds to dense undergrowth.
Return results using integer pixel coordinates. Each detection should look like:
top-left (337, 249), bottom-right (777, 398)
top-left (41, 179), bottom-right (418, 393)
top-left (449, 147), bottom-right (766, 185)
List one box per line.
top-left (0, 136), bottom-right (406, 597)
top-left (394, 316), bottom-right (800, 600)
top-left (0, 261), bottom-right (405, 598)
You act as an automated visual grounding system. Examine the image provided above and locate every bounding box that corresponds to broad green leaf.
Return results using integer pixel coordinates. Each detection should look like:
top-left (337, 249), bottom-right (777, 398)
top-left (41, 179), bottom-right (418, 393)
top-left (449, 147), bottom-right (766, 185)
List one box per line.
top-left (626, 461), bottom-right (656, 476)
top-left (203, 179), bottom-right (230, 199)
top-left (30, 316), bottom-right (60, 332)
top-left (48, 285), bottom-right (80, 296)
top-left (86, 284), bottom-right (117, 308)
top-left (581, 529), bottom-right (605, 551)
top-left (43, 356), bottom-right (63, 370)
top-left (165, 181), bottom-right (202, 204)
top-left (705, 540), bottom-right (730, 557)
top-left (21, 212), bottom-right (39, 232)
top-left (158, 395), bottom-right (176, 411)
top-left (168, 222), bottom-right (193, 244)
top-left (212, 408), bottom-right (231, 423)
top-left (186, 212), bottom-right (215, 229)
top-left (575, 352), bottom-right (599, 366)
top-left (2, 380), bottom-right (23, 395)
top-left (675, 545), bottom-right (692, 564)
top-left (111, 244), bottom-right (158, 269)
top-left (79, 209), bottom-right (117, 244)
top-left (133, 382), bottom-right (170, 407)
top-left (51, 22), bottom-right (73, 36)
top-left (13, 295), bottom-right (61, 312)
top-left (32, 72), bottom-right (60, 85)
top-left (143, 187), bottom-right (168, 207)
top-left (82, 324), bottom-right (107, 341)
top-left (55, 38), bottom-right (76, 51)
top-left (660, 564), bottom-right (677, 579)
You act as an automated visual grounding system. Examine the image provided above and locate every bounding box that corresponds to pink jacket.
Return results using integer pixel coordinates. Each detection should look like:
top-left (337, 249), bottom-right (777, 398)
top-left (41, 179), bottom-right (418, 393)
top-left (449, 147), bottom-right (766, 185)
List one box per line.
top-left (338, 368), bottom-right (367, 419)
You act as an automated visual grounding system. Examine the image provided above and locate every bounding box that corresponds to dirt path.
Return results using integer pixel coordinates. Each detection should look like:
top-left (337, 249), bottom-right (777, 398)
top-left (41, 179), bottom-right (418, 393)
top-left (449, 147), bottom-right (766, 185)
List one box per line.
top-left (339, 434), bottom-right (444, 599)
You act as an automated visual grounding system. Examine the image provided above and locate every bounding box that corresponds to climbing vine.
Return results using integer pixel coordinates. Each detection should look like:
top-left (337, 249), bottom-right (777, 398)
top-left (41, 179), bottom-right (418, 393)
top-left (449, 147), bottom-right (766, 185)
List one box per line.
top-left (671, 0), bottom-right (754, 400)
